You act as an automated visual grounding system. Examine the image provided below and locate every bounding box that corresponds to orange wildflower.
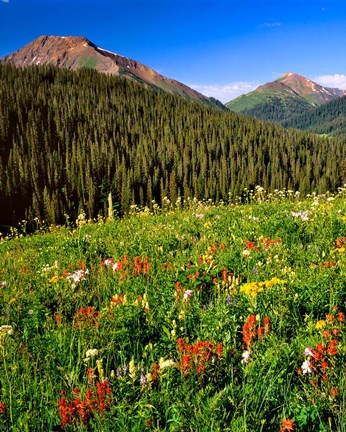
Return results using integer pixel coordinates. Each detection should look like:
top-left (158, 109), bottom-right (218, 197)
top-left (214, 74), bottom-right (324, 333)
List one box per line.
top-left (280, 418), bottom-right (295, 431)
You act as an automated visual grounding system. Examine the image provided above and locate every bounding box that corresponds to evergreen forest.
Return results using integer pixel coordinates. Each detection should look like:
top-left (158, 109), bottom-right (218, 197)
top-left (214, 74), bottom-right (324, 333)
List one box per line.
top-left (0, 64), bottom-right (345, 230)
top-left (282, 96), bottom-right (346, 137)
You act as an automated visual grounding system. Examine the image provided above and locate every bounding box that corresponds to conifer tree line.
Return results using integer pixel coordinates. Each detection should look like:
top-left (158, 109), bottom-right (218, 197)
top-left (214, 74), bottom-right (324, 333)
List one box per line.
top-left (0, 63), bottom-right (345, 228)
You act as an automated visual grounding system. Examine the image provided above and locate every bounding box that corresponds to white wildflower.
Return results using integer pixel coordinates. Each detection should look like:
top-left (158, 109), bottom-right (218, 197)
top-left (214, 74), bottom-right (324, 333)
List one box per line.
top-left (241, 350), bottom-right (251, 364)
top-left (159, 358), bottom-right (176, 369)
top-left (84, 348), bottom-right (99, 361)
top-left (304, 347), bottom-right (314, 357)
top-left (183, 290), bottom-right (193, 300)
top-left (301, 359), bottom-right (312, 374)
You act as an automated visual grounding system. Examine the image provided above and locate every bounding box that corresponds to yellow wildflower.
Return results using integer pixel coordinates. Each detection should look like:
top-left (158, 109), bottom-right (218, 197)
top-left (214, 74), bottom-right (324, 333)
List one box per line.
top-left (49, 275), bottom-right (59, 283)
top-left (240, 278), bottom-right (286, 297)
top-left (316, 320), bottom-right (326, 330)
top-left (129, 359), bottom-right (136, 380)
top-left (96, 359), bottom-right (105, 382)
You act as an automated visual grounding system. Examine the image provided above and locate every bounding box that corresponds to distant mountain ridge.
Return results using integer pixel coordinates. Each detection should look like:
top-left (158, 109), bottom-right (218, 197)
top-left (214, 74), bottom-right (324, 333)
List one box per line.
top-left (0, 35), bottom-right (222, 109)
top-left (226, 72), bottom-right (346, 122)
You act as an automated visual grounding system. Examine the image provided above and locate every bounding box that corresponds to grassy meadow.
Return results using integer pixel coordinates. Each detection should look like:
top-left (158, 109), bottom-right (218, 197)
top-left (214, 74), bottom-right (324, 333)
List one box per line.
top-left (0, 188), bottom-right (346, 431)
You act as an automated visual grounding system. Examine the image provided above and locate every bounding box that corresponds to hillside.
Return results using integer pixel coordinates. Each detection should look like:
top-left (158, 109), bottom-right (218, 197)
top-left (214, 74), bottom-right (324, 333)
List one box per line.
top-left (282, 96), bottom-right (346, 137)
top-left (0, 64), bottom-right (345, 230)
top-left (0, 65), bottom-right (346, 225)
top-left (0, 35), bottom-right (222, 109)
top-left (0, 192), bottom-right (346, 430)
top-left (226, 72), bottom-right (346, 122)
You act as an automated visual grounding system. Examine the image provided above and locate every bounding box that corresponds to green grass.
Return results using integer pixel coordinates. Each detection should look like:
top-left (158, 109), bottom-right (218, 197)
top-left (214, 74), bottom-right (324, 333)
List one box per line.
top-left (0, 189), bottom-right (346, 431)
top-left (78, 56), bottom-right (99, 69)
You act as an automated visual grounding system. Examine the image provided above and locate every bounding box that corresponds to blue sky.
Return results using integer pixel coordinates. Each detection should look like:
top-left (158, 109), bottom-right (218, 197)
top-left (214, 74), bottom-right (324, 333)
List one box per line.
top-left (1, 0), bottom-right (346, 102)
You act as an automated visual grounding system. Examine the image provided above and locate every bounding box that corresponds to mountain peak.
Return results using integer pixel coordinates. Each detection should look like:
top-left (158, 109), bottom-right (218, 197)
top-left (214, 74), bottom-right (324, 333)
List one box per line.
top-left (226, 71), bottom-right (346, 121)
top-left (280, 72), bottom-right (297, 78)
top-left (0, 35), bottom-right (222, 109)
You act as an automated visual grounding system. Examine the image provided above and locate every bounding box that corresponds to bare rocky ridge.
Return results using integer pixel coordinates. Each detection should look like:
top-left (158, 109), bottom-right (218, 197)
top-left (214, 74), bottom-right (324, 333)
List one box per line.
top-left (0, 35), bottom-right (216, 106)
top-left (276, 72), bottom-right (346, 105)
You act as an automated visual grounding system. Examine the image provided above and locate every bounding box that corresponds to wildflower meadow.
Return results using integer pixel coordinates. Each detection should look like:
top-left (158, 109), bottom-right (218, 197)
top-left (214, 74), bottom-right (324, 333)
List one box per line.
top-left (0, 188), bottom-right (346, 431)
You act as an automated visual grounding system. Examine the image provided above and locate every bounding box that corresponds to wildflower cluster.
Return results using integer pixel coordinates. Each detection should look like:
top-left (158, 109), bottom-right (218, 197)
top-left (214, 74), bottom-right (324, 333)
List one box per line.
top-left (242, 315), bottom-right (271, 363)
top-left (291, 210), bottom-right (309, 221)
top-left (74, 307), bottom-right (99, 329)
top-left (115, 359), bottom-right (152, 387)
top-left (65, 268), bottom-right (89, 285)
top-left (332, 236), bottom-right (346, 254)
top-left (58, 379), bottom-right (112, 428)
top-left (240, 277), bottom-right (286, 297)
top-left (101, 255), bottom-right (150, 278)
top-left (177, 338), bottom-right (223, 376)
top-left (299, 307), bottom-right (345, 400)
top-left (244, 237), bottom-right (282, 251)
top-left (175, 281), bottom-right (194, 303)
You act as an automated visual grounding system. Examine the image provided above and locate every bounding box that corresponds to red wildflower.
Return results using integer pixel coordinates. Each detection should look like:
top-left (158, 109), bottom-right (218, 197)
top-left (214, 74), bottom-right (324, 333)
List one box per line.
top-left (55, 314), bottom-right (61, 326)
top-left (74, 307), bottom-right (99, 329)
top-left (0, 403), bottom-right (5, 414)
top-left (96, 380), bottom-right (112, 412)
top-left (314, 351), bottom-right (323, 361)
top-left (247, 314), bottom-right (257, 327)
top-left (87, 367), bottom-right (95, 385)
top-left (328, 340), bottom-right (337, 356)
top-left (326, 314), bottom-right (334, 324)
top-left (337, 311), bottom-right (345, 322)
top-left (181, 354), bottom-right (192, 375)
top-left (316, 343), bottom-right (326, 353)
top-left (332, 328), bottom-right (340, 337)
top-left (196, 363), bottom-right (205, 374)
top-left (257, 327), bottom-right (264, 339)
top-left (320, 361), bottom-right (329, 369)
top-left (214, 343), bottom-right (223, 359)
top-left (242, 315), bottom-right (257, 349)
top-left (177, 338), bottom-right (185, 353)
top-left (280, 418), bottom-right (295, 431)
top-left (244, 239), bottom-right (256, 250)
top-left (143, 257), bottom-right (150, 274)
top-left (263, 316), bottom-right (271, 332)
top-left (331, 388), bottom-right (338, 397)
top-left (178, 339), bottom-right (220, 375)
